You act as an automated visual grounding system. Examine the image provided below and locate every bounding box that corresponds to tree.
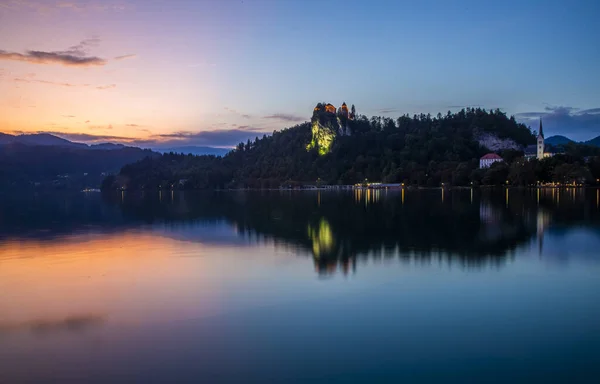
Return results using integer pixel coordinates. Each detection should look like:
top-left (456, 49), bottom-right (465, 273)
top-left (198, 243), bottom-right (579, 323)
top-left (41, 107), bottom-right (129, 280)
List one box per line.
top-left (553, 163), bottom-right (593, 184)
top-left (483, 162), bottom-right (509, 186)
top-left (509, 160), bottom-right (536, 186)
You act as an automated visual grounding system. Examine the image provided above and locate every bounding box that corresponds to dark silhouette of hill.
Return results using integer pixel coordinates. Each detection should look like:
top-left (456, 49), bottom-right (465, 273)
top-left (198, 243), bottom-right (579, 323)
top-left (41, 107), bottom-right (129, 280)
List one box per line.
top-left (545, 135), bottom-right (574, 146)
top-left (104, 108), bottom-right (549, 190)
top-left (586, 135), bottom-right (600, 147)
top-left (0, 132), bottom-right (87, 148)
top-left (0, 143), bottom-right (157, 189)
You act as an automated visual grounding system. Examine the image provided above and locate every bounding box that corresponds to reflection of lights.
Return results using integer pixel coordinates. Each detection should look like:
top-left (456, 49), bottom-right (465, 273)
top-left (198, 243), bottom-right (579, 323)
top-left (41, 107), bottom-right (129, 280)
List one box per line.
top-left (441, 188), bottom-right (444, 202)
top-left (307, 218), bottom-right (335, 259)
top-left (402, 188), bottom-right (405, 205)
top-left (506, 188), bottom-right (509, 207)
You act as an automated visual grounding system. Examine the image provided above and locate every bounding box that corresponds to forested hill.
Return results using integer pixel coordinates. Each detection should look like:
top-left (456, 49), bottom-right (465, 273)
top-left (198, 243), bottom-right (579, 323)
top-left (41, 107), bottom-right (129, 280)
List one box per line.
top-left (1, 144), bottom-right (157, 190)
top-left (104, 108), bottom-right (552, 190)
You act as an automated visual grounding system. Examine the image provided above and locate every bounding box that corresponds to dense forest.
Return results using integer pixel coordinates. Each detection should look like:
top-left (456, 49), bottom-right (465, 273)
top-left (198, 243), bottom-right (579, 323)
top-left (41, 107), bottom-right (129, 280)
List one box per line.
top-left (103, 108), bottom-right (600, 190)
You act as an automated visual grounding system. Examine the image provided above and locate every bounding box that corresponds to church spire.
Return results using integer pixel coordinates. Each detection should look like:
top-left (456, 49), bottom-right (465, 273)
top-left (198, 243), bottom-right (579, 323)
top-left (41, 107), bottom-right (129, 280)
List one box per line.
top-left (539, 118), bottom-right (544, 138)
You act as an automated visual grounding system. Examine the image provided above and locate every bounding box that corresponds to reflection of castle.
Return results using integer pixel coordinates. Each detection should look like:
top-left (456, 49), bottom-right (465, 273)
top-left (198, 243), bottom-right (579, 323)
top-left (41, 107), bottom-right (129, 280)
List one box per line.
top-left (307, 217), bottom-right (357, 276)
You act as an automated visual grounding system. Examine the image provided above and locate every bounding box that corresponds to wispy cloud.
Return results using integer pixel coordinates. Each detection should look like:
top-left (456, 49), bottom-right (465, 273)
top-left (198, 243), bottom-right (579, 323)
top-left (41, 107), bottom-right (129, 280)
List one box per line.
top-left (61, 115), bottom-right (75, 118)
top-left (0, 49), bottom-right (105, 67)
top-left (376, 108), bottom-right (400, 115)
top-left (263, 113), bottom-right (305, 122)
top-left (14, 76), bottom-right (115, 90)
top-left (14, 77), bottom-right (76, 87)
top-left (0, 37), bottom-right (106, 67)
top-left (126, 124), bottom-right (139, 127)
top-left (224, 107), bottom-right (252, 120)
top-left (515, 105), bottom-right (600, 141)
top-left (96, 84), bottom-right (116, 90)
top-left (114, 54), bottom-right (136, 61)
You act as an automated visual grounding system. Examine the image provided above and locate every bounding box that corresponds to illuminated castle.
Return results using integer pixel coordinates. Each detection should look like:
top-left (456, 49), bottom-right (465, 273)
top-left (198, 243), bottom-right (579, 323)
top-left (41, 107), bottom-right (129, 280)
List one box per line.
top-left (308, 101), bottom-right (357, 155)
top-left (313, 102), bottom-right (356, 119)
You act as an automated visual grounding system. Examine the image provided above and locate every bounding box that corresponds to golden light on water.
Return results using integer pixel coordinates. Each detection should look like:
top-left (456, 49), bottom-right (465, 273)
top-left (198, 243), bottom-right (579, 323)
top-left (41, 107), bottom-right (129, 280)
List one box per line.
top-left (0, 232), bottom-right (276, 328)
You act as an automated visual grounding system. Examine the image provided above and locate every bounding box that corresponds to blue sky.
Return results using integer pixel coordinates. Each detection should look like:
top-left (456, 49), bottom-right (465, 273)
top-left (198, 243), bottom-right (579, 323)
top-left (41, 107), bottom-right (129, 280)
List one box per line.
top-left (1, 0), bottom-right (599, 145)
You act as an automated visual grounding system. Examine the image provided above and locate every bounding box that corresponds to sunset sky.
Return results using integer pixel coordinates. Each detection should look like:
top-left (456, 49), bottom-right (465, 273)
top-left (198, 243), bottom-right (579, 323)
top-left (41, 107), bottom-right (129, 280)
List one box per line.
top-left (1, 0), bottom-right (599, 147)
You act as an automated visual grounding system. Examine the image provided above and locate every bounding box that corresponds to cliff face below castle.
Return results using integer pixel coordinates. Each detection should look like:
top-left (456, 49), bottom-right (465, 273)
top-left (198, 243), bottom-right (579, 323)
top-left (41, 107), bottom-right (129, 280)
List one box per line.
top-left (476, 132), bottom-right (521, 151)
top-left (307, 102), bottom-right (353, 155)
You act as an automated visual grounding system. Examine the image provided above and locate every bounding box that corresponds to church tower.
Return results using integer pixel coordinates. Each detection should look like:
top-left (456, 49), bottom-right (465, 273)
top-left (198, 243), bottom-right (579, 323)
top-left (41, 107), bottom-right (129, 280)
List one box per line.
top-left (537, 118), bottom-right (544, 159)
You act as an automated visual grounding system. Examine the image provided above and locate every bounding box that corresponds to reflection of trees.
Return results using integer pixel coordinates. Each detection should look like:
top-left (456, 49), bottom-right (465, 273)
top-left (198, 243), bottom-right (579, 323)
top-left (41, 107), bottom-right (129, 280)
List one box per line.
top-left (2, 188), bottom-right (600, 275)
top-left (104, 189), bottom-right (598, 274)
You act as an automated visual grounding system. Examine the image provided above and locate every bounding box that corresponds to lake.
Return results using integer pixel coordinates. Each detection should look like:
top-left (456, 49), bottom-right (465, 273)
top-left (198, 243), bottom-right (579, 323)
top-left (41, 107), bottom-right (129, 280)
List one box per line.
top-left (1, 188), bottom-right (600, 383)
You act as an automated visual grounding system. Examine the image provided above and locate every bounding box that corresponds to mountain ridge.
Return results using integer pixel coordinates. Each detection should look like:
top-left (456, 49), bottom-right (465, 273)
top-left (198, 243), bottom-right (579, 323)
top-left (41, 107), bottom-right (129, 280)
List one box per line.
top-left (545, 134), bottom-right (600, 147)
top-left (0, 132), bottom-right (231, 155)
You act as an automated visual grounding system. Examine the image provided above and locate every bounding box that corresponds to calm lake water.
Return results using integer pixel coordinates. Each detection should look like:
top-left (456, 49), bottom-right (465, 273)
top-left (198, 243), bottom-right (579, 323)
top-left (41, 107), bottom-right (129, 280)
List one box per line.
top-left (1, 188), bottom-right (600, 383)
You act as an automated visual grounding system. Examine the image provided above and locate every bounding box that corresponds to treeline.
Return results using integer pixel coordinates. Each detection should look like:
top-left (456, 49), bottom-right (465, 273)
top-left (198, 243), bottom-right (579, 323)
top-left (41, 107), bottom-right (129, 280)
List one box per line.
top-left (103, 108), bottom-right (600, 190)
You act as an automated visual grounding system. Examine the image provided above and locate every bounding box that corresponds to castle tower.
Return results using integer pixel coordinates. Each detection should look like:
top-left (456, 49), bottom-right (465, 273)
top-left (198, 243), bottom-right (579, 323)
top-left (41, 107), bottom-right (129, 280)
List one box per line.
top-left (537, 118), bottom-right (544, 159)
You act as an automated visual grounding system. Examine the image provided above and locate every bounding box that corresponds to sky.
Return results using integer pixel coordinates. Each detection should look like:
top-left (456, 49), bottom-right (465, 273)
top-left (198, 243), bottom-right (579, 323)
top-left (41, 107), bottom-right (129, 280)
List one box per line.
top-left (1, 0), bottom-right (599, 147)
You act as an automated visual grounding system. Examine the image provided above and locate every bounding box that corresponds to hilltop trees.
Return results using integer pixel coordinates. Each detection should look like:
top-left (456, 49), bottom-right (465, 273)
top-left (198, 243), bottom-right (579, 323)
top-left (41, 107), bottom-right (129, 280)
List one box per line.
top-left (104, 107), bottom-right (600, 190)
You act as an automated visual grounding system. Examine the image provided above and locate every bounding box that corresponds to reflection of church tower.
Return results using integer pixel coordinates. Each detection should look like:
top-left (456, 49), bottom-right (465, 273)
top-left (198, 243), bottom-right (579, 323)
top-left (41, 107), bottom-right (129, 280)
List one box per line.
top-left (536, 208), bottom-right (551, 257)
top-left (537, 119), bottom-right (545, 159)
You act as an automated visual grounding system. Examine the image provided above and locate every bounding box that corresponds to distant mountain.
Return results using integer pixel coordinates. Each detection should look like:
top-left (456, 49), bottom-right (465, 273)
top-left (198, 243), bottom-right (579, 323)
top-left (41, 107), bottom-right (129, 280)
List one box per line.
top-left (0, 133), bottom-right (85, 148)
top-left (90, 143), bottom-right (127, 150)
top-left (0, 143), bottom-right (158, 190)
top-left (0, 133), bottom-right (14, 145)
top-left (11, 133), bottom-right (88, 148)
top-left (543, 135), bottom-right (600, 148)
top-left (545, 135), bottom-right (574, 146)
top-left (155, 146), bottom-right (231, 157)
top-left (585, 136), bottom-right (600, 147)
top-left (0, 133), bottom-right (232, 157)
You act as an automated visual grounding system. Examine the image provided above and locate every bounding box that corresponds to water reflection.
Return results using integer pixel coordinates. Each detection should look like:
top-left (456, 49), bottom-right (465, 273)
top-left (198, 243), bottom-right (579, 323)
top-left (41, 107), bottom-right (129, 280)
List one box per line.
top-left (1, 189), bottom-right (599, 276)
top-left (1, 189), bottom-right (600, 382)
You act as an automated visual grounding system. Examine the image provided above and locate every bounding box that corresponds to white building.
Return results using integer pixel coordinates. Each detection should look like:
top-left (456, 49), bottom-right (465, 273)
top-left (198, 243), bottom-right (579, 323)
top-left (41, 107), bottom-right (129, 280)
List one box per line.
top-left (480, 153), bottom-right (503, 168)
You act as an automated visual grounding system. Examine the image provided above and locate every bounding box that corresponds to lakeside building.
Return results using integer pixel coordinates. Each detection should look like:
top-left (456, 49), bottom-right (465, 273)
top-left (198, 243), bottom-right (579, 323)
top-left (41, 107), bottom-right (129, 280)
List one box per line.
top-left (479, 153), bottom-right (503, 168)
